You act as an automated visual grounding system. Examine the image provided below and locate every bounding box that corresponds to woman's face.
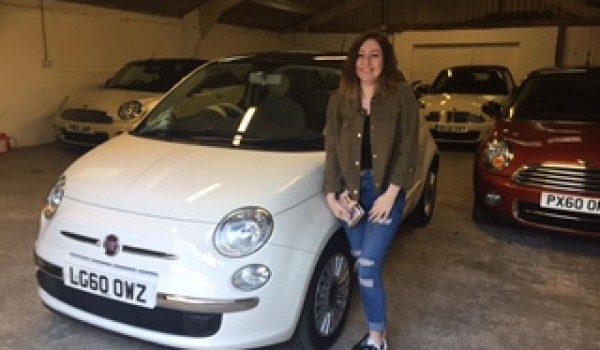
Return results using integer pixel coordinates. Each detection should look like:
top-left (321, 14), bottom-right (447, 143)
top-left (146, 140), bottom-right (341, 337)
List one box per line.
top-left (356, 38), bottom-right (383, 86)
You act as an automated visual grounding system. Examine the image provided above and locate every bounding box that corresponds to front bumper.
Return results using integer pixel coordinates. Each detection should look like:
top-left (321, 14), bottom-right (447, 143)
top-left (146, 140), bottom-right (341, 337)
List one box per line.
top-left (53, 118), bottom-right (137, 146)
top-left (475, 170), bottom-right (600, 235)
top-left (34, 198), bottom-right (317, 349)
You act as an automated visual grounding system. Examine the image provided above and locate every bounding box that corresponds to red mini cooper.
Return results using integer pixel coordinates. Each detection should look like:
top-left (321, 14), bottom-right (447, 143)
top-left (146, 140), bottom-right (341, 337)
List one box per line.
top-left (473, 66), bottom-right (600, 236)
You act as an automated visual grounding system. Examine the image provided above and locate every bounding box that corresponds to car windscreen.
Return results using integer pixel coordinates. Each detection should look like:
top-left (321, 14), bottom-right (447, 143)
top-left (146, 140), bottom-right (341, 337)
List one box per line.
top-left (511, 73), bottom-right (600, 122)
top-left (105, 60), bottom-right (202, 93)
top-left (430, 68), bottom-right (509, 94)
top-left (133, 60), bottom-right (342, 151)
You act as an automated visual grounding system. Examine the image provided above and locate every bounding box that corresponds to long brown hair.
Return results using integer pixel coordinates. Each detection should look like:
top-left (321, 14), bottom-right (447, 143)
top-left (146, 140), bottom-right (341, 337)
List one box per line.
top-left (340, 30), bottom-right (405, 100)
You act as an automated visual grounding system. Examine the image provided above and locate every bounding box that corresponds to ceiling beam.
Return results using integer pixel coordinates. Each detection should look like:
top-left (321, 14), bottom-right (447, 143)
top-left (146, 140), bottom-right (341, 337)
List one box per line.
top-left (297, 0), bottom-right (372, 30)
top-left (540, 0), bottom-right (600, 17)
top-left (249, 0), bottom-right (319, 14)
top-left (197, 0), bottom-right (244, 38)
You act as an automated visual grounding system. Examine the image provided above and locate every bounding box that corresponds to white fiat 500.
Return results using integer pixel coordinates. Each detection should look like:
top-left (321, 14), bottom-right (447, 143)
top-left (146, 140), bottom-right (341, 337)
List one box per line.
top-left (35, 52), bottom-right (439, 349)
top-left (419, 65), bottom-right (516, 144)
top-left (53, 58), bottom-right (204, 147)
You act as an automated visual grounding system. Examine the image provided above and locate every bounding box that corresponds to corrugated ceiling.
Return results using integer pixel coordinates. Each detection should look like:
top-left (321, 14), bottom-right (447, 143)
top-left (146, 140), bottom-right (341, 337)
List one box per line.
top-left (56, 0), bottom-right (600, 32)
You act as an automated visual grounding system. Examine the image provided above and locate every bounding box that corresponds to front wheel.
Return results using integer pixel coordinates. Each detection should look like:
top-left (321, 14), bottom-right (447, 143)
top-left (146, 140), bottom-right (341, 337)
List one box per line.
top-left (288, 233), bottom-right (353, 349)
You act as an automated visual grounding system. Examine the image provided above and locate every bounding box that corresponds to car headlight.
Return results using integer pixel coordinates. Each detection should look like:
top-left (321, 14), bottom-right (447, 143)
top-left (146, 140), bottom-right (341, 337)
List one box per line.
top-left (43, 175), bottom-right (66, 219)
top-left (118, 100), bottom-right (145, 120)
top-left (213, 207), bottom-right (273, 258)
top-left (483, 140), bottom-right (514, 172)
top-left (232, 264), bottom-right (271, 291)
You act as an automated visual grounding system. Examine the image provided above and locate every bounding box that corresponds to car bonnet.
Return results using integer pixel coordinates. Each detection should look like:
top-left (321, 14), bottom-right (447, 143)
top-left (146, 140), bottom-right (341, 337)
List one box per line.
top-left (421, 93), bottom-right (507, 112)
top-left (492, 120), bottom-right (600, 164)
top-left (61, 134), bottom-right (325, 223)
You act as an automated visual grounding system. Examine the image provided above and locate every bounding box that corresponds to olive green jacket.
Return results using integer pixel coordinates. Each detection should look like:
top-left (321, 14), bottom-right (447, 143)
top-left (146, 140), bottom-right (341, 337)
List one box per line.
top-left (324, 81), bottom-right (419, 200)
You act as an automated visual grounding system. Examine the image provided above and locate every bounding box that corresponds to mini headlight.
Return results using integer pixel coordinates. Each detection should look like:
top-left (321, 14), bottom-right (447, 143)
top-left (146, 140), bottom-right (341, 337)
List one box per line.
top-left (118, 100), bottom-right (144, 120)
top-left (483, 140), bottom-right (514, 172)
top-left (213, 207), bottom-right (273, 258)
top-left (43, 175), bottom-right (66, 219)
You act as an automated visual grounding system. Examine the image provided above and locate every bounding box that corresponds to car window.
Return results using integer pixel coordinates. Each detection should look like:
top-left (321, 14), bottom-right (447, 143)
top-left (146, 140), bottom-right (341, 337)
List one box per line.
top-left (430, 68), bottom-right (509, 95)
top-left (134, 60), bottom-right (342, 151)
top-left (106, 60), bottom-right (203, 93)
top-left (511, 73), bottom-right (600, 122)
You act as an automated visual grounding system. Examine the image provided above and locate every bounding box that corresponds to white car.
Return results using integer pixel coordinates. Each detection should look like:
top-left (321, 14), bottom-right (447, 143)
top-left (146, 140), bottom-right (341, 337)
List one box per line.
top-left (418, 65), bottom-right (516, 143)
top-left (53, 58), bottom-right (205, 146)
top-left (35, 52), bottom-right (439, 349)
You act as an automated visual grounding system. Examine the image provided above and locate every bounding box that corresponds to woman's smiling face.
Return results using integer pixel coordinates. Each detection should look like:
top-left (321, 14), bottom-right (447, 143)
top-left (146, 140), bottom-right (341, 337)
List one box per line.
top-left (356, 38), bottom-right (383, 86)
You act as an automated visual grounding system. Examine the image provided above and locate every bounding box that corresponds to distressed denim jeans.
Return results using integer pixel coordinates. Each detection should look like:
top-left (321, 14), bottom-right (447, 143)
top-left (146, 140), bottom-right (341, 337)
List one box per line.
top-left (343, 169), bottom-right (405, 332)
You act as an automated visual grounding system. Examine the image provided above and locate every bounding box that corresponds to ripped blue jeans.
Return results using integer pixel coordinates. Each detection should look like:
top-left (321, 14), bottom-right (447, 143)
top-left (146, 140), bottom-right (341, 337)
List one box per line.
top-left (343, 169), bottom-right (405, 332)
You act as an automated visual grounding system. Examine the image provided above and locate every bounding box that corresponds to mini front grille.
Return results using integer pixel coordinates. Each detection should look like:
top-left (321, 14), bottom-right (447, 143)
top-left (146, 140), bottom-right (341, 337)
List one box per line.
top-left (431, 130), bottom-right (480, 142)
top-left (447, 111), bottom-right (484, 123)
top-left (512, 165), bottom-right (600, 194)
top-left (426, 110), bottom-right (484, 123)
top-left (425, 111), bottom-right (440, 122)
top-left (61, 108), bottom-right (113, 123)
top-left (61, 130), bottom-right (109, 145)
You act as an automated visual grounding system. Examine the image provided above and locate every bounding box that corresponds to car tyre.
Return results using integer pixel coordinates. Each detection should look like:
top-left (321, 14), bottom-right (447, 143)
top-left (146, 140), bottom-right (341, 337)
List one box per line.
top-left (288, 232), bottom-right (353, 349)
top-left (408, 162), bottom-right (438, 226)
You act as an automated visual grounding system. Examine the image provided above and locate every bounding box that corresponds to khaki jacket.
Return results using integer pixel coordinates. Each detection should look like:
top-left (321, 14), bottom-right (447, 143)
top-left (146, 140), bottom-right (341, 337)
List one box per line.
top-left (324, 81), bottom-right (419, 200)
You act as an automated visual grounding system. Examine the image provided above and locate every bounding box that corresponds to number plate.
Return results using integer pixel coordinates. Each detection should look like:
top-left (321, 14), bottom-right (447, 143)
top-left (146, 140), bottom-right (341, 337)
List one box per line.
top-left (67, 124), bottom-right (94, 134)
top-left (540, 192), bottom-right (600, 216)
top-left (435, 124), bottom-right (468, 133)
top-left (65, 264), bottom-right (157, 308)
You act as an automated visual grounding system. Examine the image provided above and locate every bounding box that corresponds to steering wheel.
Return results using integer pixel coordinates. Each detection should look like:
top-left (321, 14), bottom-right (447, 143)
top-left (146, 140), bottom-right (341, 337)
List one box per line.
top-left (204, 102), bottom-right (245, 118)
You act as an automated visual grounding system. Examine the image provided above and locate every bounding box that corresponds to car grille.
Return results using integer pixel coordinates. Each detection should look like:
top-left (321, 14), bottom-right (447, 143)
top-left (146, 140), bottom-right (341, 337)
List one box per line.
top-left (512, 165), bottom-right (600, 194)
top-left (61, 130), bottom-right (109, 144)
top-left (61, 108), bottom-right (113, 124)
top-left (36, 257), bottom-right (222, 337)
top-left (424, 111), bottom-right (440, 122)
top-left (430, 130), bottom-right (480, 142)
top-left (424, 110), bottom-right (484, 123)
top-left (512, 165), bottom-right (600, 234)
top-left (446, 111), bottom-right (484, 123)
top-left (61, 230), bottom-right (178, 260)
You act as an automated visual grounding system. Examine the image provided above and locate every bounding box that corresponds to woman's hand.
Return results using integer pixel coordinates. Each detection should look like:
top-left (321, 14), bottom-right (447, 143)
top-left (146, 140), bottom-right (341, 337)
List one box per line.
top-left (369, 184), bottom-right (400, 223)
top-left (326, 192), bottom-right (353, 221)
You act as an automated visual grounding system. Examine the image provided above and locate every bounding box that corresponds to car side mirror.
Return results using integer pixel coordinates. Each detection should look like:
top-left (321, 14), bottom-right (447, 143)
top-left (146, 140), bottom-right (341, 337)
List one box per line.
top-left (482, 100), bottom-right (502, 119)
top-left (411, 81), bottom-right (430, 98)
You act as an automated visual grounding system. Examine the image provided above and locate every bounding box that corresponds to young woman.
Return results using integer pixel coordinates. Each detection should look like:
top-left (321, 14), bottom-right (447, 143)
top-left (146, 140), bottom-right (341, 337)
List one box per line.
top-left (324, 30), bottom-right (420, 350)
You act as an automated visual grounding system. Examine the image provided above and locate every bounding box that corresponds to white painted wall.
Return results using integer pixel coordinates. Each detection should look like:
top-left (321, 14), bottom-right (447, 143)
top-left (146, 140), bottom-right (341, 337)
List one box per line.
top-left (394, 27), bottom-right (559, 85)
top-left (0, 0), bottom-right (184, 147)
top-left (564, 26), bottom-right (600, 66)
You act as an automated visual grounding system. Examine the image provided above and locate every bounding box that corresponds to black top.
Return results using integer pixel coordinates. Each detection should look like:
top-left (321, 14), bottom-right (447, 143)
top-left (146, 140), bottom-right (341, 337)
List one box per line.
top-left (361, 114), bottom-right (372, 170)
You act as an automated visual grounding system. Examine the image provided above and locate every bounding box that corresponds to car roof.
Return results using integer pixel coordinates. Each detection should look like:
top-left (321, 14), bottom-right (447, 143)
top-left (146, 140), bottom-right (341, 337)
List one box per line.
top-left (528, 66), bottom-right (600, 77)
top-left (215, 51), bottom-right (347, 64)
top-left (441, 64), bottom-right (511, 71)
top-left (127, 58), bottom-right (207, 64)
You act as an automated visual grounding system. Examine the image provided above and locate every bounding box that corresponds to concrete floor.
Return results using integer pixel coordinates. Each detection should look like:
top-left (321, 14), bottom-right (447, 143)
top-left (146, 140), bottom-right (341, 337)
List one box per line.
top-left (1, 142), bottom-right (599, 350)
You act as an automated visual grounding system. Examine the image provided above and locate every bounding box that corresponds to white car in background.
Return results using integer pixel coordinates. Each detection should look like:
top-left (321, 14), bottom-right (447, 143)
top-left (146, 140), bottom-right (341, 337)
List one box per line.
top-left (53, 58), bottom-right (205, 147)
top-left (418, 65), bottom-right (516, 144)
top-left (35, 51), bottom-right (439, 349)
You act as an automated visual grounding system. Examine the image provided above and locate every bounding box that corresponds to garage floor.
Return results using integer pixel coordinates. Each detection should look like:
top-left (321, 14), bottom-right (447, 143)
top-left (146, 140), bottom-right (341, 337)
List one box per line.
top-left (1, 142), bottom-right (599, 350)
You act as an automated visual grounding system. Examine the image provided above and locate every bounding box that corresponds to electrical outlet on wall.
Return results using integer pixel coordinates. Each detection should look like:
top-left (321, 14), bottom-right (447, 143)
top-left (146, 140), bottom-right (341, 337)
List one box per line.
top-left (41, 59), bottom-right (52, 68)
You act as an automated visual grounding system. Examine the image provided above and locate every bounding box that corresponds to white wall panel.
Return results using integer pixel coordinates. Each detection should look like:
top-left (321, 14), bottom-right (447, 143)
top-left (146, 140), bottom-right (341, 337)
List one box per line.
top-left (408, 43), bottom-right (519, 84)
top-left (394, 27), bottom-right (558, 85)
top-left (564, 27), bottom-right (600, 66)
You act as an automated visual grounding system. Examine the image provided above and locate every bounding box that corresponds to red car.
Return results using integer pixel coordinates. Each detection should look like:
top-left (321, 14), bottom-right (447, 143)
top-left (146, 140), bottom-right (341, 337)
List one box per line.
top-left (473, 66), bottom-right (600, 235)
